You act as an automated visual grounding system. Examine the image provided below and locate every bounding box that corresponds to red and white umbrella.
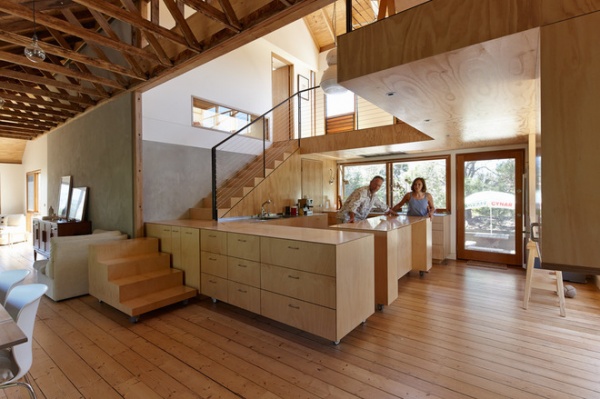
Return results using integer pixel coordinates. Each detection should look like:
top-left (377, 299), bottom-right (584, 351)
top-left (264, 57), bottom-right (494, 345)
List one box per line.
top-left (465, 191), bottom-right (514, 210)
top-left (465, 191), bottom-right (515, 233)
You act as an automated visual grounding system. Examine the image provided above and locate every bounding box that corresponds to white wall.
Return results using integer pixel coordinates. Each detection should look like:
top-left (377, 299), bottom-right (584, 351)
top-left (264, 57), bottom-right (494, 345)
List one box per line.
top-left (22, 135), bottom-right (48, 216)
top-left (0, 163), bottom-right (24, 214)
top-left (142, 21), bottom-right (319, 148)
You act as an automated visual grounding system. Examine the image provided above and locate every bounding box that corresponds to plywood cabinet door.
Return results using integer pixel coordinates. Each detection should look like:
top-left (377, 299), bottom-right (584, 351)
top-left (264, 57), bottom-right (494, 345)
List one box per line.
top-left (180, 227), bottom-right (200, 289)
top-left (145, 224), bottom-right (173, 257)
top-left (170, 226), bottom-right (182, 269)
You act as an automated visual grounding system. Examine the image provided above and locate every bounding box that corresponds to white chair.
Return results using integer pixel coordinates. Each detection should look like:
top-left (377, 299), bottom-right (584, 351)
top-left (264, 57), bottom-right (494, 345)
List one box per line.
top-left (0, 283), bottom-right (48, 398)
top-left (0, 269), bottom-right (31, 306)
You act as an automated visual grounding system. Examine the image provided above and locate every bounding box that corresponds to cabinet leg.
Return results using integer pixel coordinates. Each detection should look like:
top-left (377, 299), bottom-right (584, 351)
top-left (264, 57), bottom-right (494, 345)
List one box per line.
top-left (211, 297), bottom-right (217, 304)
top-left (129, 316), bottom-right (139, 323)
top-left (376, 304), bottom-right (384, 311)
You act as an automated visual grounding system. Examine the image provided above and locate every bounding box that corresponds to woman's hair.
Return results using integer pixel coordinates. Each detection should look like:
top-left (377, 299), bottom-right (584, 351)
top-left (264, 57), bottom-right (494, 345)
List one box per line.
top-left (411, 177), bottom-right (427, 192)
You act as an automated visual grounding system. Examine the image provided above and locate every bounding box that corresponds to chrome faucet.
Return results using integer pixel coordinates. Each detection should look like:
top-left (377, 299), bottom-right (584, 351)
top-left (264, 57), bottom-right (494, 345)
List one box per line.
top-left (260, 199), bottom-right (272, 218)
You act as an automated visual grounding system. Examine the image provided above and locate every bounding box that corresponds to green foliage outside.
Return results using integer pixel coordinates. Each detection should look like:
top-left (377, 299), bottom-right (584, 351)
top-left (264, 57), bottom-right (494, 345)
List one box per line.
top-left (464, 159), bottom-right (516, 233)
top-left (342, 159), bottom-right (447, 210)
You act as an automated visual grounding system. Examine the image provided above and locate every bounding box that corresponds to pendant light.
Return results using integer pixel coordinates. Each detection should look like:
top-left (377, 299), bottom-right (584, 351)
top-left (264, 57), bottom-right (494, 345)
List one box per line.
top-left (24, 0), bottom-right (46, 63)
top-left (320, 2), bottom-right (348, 96)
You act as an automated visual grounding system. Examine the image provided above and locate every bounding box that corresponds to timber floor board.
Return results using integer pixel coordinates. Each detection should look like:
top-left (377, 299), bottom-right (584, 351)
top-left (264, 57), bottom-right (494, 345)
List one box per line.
top-left (1, 240), bottom-right (600, 398)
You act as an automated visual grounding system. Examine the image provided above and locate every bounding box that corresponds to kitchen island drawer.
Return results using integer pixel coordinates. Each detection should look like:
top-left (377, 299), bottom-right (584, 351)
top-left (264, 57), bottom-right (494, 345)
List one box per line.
top-left (228, 257), bottom-right (261, 287)
top-left (260, 237), bottom-right (336, 276)
top-left (201, 251), bottom-right (228, 278)
top-left (261, 264), bottom-right (336, 308)
top-left (228, 281), bottom-right (260, 313)
top-left (201, 230), bottom-right (227, 254)
top-left (261, 290), bottom-right (335, 341)
top-left (228, 233), bottom-right (260, 261)
top-left (201, 273), bottom-right (227, 302)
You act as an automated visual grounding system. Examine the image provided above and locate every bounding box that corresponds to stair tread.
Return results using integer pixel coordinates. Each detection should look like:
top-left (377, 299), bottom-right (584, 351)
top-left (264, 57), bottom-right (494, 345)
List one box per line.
top-left (120, 286), bottom-right (197, 316)
top-left (110, 268), bottom-right (181, 285)
top-left (103, 252), bottom-right (169, 265)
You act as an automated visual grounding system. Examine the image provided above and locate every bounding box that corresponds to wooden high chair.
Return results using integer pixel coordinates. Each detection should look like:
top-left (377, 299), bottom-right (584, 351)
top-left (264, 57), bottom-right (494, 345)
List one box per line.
top-left (522, 239), bottom-right (566, 317)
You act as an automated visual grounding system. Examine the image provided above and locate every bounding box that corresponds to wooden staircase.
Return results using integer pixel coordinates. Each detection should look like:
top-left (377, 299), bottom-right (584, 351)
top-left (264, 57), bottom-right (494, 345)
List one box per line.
top-left (190, 140), bottom-right (298, 220)
top-left (88, 237), bottom-right (197, 322)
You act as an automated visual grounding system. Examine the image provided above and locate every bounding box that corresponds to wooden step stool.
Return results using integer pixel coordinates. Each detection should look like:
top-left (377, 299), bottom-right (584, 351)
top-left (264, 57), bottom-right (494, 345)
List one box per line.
top-left (522, 240), bottom-right (566, 317)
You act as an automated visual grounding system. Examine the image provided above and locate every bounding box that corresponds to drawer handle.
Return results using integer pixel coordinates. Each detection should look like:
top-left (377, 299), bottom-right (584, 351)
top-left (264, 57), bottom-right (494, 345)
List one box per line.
top-left (208, 234), bottom-right (216, 237)
top-left (209, 257), bottom-right (217, 261)
top-left (238, 239), bottom-right (247, 243)
top-left (288, 275), bottom-right (299, 280)
top-left (209, 279), bottom-right (217, 284)
top-left (287, 246), bottom-right (299, 250)
top-left (237, 264), bottom-right (247, 268)
top-left (238, 289), bottom-right (247, 293)
top-left (185, 232), bottom-right (192, 235)
top-left (288, 304), bottom-right (300, 309)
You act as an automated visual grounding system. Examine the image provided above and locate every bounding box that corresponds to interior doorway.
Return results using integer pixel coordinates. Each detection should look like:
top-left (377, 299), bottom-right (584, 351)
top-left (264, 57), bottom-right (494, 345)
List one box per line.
top-left (271, 54), bottom-right (292, 142)
top-left (26, 170), bottom-right (41, 233)
top-left (301, 159), bottom-right (323, 212)
top-left (456, 150), bottom-right (525, 265)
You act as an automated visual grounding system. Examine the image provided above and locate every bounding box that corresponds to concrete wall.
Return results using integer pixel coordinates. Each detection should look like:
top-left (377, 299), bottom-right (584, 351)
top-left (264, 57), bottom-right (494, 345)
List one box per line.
top-left (46, 93), bottom-right (134, 237)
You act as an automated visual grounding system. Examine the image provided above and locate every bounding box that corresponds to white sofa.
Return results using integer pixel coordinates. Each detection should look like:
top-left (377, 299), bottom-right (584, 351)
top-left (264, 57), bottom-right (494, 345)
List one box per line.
top-left (0, 214), bottom-right (27, 245)
top-left (33, 230), bottom-right (128, 301)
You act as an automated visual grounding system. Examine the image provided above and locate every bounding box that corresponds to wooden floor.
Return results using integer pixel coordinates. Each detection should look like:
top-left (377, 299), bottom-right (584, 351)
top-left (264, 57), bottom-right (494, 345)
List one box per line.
top-left (2, 241), bottom-right (600, 399)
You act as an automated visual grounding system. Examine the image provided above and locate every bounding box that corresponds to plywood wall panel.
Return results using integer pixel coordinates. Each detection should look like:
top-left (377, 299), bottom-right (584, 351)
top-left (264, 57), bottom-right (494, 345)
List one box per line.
top-left (540, 12), bottom-right (600, 271)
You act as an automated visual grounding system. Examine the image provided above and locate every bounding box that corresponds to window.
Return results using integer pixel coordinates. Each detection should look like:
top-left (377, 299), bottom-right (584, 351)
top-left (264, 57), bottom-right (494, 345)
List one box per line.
top-left (325, 91), bottom-right (355, 134)
top-left (341, 156), bottom-right (450, 212)
top-left (27, 170), bottom-right (40, 213)
top-left (392, 157), bottom-right (449, 210)
top-left (192, 97), bottom-right (264, 139)
top-left (342, 163), bottom-right (387, 204)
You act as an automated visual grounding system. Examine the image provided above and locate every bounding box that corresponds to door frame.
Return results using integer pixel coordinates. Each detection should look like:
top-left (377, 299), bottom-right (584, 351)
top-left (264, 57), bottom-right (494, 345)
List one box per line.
top-left (271, 53), bottom-right (293, 142)
top-left (456, 149), bottom-right (525, 265)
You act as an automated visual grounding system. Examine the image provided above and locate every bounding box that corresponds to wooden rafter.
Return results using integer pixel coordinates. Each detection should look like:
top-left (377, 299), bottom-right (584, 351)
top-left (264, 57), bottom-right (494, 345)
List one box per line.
top-left (0, 0), bottom-right (337, 143)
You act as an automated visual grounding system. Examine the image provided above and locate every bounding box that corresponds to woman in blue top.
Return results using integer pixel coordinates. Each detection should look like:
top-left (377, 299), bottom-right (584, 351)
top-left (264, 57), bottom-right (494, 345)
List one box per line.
top-left (391, 177), bottom-right (435, 218)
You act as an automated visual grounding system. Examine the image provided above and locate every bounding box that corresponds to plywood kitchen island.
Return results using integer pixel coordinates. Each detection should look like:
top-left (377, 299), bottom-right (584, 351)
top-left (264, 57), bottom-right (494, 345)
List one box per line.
top-left (146, 219), bottom-right (374, 344)
top-left (329, 215), bottom-right (432, 310)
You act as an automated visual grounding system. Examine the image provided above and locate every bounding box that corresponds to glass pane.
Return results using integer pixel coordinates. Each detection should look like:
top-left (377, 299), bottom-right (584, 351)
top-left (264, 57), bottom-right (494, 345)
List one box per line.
top-left (326, 91), bottom-right (354, 117)
top-left (342, 164), bottom-right (387, 204)
top-left (464, 159), bottom-right (516, 255)
top-left (27, 174), bottom-right (35, 211)
top-left (391, 159), bottom-right (447, 209)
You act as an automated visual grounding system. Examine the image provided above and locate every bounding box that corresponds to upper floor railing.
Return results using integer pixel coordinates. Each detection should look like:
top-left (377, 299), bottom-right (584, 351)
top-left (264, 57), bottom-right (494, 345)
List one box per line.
top-left (210, 85), bottom-right (397, 220)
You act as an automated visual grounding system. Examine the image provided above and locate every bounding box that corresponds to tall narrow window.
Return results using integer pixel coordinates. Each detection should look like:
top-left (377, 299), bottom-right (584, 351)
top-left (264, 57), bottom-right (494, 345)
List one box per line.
top-left (27, 170), bottom-right (40, 213)
top-left (325, 91), bottom-right (355, 134)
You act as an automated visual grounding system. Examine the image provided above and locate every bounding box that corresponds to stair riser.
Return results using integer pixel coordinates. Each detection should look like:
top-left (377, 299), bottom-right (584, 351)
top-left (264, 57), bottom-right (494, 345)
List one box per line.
top-left (118, 272), bottom-right (184, 302)
top-left (122, 289), bottom-right (197, 316)
top-left (94, 238), bottom-right (160, 262)
top-left (106, 254), bottom-right (171, 280)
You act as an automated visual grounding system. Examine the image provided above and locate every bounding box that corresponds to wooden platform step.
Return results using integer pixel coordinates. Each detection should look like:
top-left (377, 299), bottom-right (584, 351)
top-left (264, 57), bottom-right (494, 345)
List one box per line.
top-left (113, 269), bottom-right (185, 302)
top-left (105, 252), bottom-right (171, 280)
top-left (89, 237), bottom-right (198, 322)
top-left (120, 285), bottom-right (197, 319)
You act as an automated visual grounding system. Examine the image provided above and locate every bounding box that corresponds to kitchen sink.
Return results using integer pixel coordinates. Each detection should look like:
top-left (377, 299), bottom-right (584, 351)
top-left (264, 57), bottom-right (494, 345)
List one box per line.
top-left (258, 213), bottom-right (283, 220)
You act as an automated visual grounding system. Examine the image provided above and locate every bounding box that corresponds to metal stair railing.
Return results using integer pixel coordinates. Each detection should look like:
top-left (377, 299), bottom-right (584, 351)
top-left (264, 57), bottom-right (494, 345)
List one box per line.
top-left (211, 86), bottom-right (318, 220)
